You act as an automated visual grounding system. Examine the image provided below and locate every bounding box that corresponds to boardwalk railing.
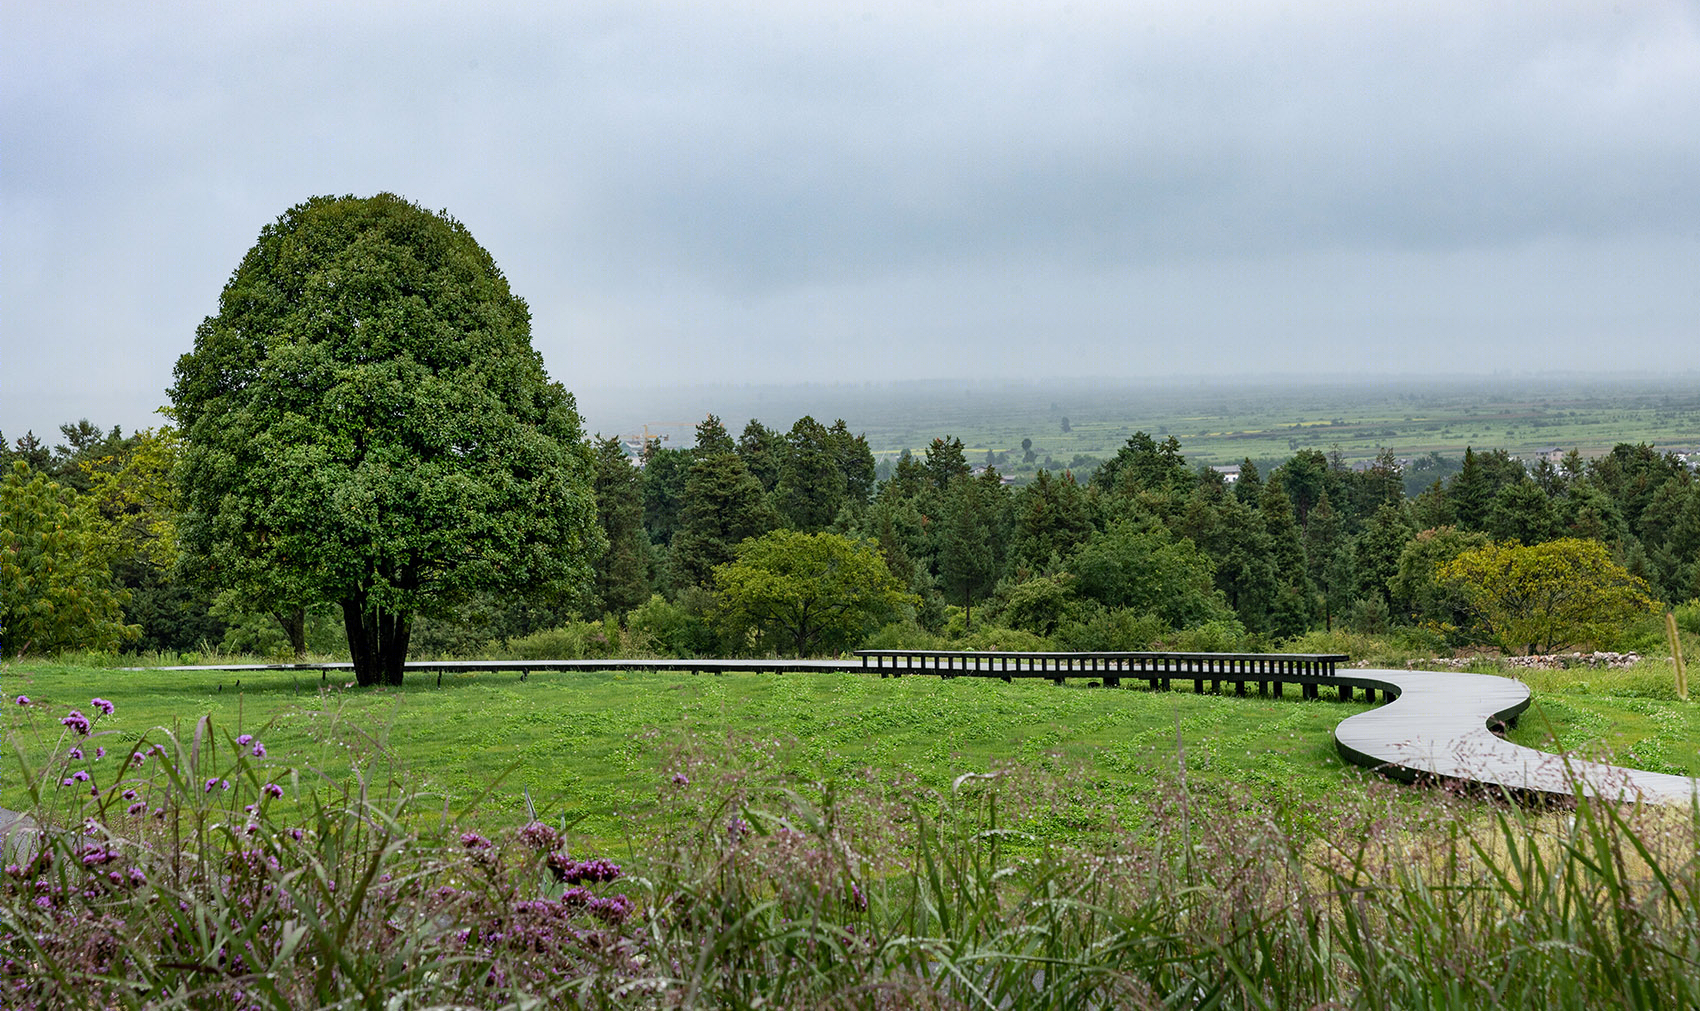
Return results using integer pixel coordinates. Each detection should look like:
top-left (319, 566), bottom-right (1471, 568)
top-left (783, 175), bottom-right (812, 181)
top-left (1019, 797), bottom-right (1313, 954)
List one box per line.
top-left (854, 650), bottom-right (1367, 699)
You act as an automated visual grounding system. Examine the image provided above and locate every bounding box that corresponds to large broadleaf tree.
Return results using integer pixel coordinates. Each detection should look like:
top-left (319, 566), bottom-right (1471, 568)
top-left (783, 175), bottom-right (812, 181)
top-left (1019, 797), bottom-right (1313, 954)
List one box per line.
top-left (171, 194), bottom-right (602, 685)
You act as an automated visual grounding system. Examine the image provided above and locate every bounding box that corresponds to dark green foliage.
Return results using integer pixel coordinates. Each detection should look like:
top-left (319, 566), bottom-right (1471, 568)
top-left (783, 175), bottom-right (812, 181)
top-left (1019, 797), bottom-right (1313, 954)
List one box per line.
top-left (1448, 446), bottom-right (1492, 531)
top-left (923, 436), bottom-right (970, 492)
top-left (1558, 481), bottom-right (1629, 543)
top-left (1354, 503), bottom-right (1416, 610)
top-left (115, 557), bottom-right (225, 654)
top-left (936, 471), bottom-right (1007, 629)
top-left (1589, 442), bottom-right (1684, 536)
top-left (736, 419), bottom-right (784, 491)
top-left (691, 414), bottom-right (736, 457)
top-left (592, 436), bottom-right (649, 618)
top-left (0, 430), bottom-right (52, 471)
top-left (1233, 457), bottom-right (1262, 505)
top-left (1010, 469), bottom-right (1094, 569)
top-left (1348, 448), bottom-right (1405, 519)
top-left (995, 572), bottom-right (1078, 636)
top-left (775, 416), bottom-right (847, 532)
top-left (1277, 448), bottom-right (1330, 528)
top-left (670, 448), bottom-right (777, 588)
top-left (641, 442), bottom-right (692, 546)
top-left (1093, 431), bottom-right (1190, 496)
top-left (1390, 525), bottom-right (1490, 633)
top-left (1485, 478), bottom-right (1559, 545)
top-left (170, 193), bottom-right (601, 685)
top-left (1069, 517), bottom-right (1233, 630)
top-left (1639, 474), bottom-right (1700, 601)
top-left (829, 419), bottom-right (877, 507)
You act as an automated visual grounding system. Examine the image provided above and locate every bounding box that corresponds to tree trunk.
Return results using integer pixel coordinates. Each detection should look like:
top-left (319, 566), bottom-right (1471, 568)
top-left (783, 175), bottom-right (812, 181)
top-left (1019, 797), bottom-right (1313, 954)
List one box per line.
top-left (273, 607), bottom-right (307, 660)
top-left (342, 598), bottom-right (412, 687)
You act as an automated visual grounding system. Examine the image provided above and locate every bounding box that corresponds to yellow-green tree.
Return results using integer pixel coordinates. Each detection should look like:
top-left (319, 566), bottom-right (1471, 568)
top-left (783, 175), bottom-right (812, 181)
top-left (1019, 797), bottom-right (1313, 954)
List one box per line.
top-left (1437, 538), bottom-right (1655, 655)
top-left (1, 461), bottom-right (138, 656)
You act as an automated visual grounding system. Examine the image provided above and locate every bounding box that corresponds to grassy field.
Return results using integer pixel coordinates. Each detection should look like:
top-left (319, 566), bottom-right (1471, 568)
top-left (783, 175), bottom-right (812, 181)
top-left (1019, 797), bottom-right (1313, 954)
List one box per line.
top-left (8, 657), bottom-right (1696, 849)
top-left (578, 374), bottom-right (1700, 476)
top-left (6, 661), bottom-right (1376, 847)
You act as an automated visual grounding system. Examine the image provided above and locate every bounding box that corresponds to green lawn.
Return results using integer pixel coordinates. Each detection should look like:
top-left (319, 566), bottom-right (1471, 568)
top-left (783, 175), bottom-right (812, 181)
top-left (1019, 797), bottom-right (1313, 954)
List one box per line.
top-left (6, 661), bottom-right (1373, 843)
top-left (8, 659), bottom-right (1695, 850)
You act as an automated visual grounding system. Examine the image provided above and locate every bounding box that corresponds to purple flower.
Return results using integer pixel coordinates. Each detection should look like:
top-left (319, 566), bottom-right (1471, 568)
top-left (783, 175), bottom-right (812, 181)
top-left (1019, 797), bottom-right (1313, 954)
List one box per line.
top-left (204, 778), bottom-right (228, 793)
top-left (251, 743), bottom-right (266, 758)
top-left (60, 711), bottom-right (91, 736)
top-left (122, 789), bottom-right (138, 801)
top-left (129, 751), bottom-right (145, 767)
top-left (236, 734), bottom-right (253, 746)
top-left (71, 770), bottom-right (90, 783)
top-left (90, 698), bottom-right (114, 716)
top-left (61, 778), bottom-right (74, 787)
top-left (671, 772), bottom-right (689, 787)
top-left (127, 802), bottom-right (147, 816)
top-left (261, 783), bottom-right (283, 799)
top-left (518, 821), bottom-right (561, 852)
top-left (548, 855), bottom-right (623, 885)
top-left (14, 695), bottom-right (28, 706)
top-left (95, 747), bottom-right (105, 759)
top-left (288, 828), bottom-right (304, 841)
top-left (459, 832), bottom-right (493, 851)
top-left (67, 747), bottom-right (83, 761)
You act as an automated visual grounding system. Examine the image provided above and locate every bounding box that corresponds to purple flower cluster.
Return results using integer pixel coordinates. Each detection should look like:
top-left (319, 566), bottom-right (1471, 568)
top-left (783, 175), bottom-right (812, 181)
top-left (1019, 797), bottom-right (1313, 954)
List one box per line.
top-left (671, 772), bottom-right (690, 787)
top-left (90, 697), bottom-right (114, 716)
top-left (60, 710), bottom-right (91, 736)
top-left (560, 887), bottom-right (634, 925)
top-left (459, 831), bottom-right (493, 851)
top-left (261, 782), bottom-right (284, 799)
top-left (518, 820), bottom-right (562, 852)
top-left (546, 854), bottom-right (623, 885)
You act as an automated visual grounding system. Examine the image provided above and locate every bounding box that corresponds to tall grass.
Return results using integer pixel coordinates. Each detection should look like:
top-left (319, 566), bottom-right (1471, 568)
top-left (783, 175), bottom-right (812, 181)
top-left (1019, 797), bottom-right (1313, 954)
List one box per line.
top-left (5, 695), bottom-right (1697, 1009)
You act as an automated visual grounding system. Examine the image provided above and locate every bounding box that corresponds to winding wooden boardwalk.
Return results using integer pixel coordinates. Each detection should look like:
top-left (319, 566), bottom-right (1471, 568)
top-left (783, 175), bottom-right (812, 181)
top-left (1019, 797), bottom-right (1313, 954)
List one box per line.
top-left (121, 651), bottom-right (1699, 806)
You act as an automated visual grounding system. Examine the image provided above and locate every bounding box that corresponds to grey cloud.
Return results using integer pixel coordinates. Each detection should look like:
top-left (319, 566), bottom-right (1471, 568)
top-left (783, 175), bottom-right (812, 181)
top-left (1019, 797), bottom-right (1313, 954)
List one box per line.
top-left (3, 1), bottom-right (1697, 435)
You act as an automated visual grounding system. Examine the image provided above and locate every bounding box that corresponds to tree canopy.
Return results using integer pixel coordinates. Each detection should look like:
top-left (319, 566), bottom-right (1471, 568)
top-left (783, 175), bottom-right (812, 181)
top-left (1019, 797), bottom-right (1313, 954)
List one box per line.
top-left (2, 462), bottom-right (138, 657)
top-left (1437, 538), bottom-right (1655, 655)
top-left (170, 193), bottom-right (601, 685)
top-left (711, 530), bottom-right (916, 657)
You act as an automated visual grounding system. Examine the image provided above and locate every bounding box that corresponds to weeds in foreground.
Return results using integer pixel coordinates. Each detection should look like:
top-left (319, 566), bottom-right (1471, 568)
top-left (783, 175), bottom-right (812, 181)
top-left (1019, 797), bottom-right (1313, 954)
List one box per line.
top-left (3, 696), bottom-right (1697, 1009)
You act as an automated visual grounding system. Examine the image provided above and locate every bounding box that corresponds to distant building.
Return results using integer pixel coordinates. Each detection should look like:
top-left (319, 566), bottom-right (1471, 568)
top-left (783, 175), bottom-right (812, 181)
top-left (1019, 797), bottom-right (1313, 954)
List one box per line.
top-left (1529, 446), bottom-right (1565, 465)
top-left (1211, 464), bottom-right (1241, 484)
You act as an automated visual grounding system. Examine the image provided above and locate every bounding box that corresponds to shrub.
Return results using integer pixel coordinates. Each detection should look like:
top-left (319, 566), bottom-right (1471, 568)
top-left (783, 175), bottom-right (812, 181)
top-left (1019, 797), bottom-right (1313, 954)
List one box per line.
top-left (1164, 618), bottom-right (1252, 653)
top-left (500, 620), bottom-right (618, 661)
top-left (1052, 607), bottom-right (1167, 652)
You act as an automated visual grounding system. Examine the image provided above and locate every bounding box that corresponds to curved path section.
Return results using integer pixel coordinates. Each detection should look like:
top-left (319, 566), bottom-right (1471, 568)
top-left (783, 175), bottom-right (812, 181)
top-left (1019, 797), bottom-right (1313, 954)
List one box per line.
top-left (1333, 668), bottom-right (1698, 806)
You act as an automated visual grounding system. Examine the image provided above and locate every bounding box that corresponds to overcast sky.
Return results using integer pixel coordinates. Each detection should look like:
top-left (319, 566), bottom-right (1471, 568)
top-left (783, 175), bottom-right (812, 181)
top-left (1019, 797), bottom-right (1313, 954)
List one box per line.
top-left (4, 0), bottom-right (1697, 440)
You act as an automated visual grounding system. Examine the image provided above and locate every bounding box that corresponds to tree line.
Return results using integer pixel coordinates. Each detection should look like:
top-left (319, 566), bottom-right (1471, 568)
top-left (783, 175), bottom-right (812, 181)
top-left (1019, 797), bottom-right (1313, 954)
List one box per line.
top-left (8, 411), bottom-right (1694, 666)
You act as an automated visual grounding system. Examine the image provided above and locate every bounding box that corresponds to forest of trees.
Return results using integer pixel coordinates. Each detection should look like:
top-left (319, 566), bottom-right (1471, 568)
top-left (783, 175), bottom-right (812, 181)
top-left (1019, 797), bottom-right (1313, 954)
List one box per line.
top-left (4, 415), bottom-right (1697, 662)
